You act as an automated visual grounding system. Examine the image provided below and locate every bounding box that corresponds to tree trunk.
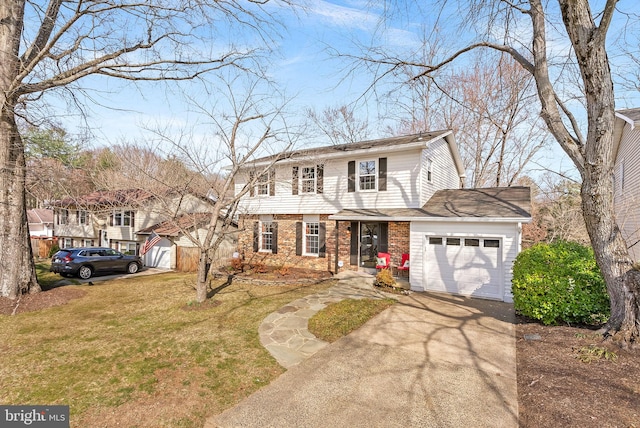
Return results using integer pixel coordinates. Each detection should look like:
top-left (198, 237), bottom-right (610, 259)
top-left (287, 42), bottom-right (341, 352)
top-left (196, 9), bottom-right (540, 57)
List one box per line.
top-left (524, 0), bottom-right (640, 344)
top-left (0, 0), bottom-right (40, 299)
top-left (582, 149), bottom-right (640, 344)
top-left (196, 250), bottom-right (210, 303)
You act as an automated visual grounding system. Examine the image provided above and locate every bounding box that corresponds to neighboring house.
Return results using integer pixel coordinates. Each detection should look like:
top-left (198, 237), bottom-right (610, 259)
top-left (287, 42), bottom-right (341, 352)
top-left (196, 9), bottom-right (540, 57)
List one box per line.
top-left (49, 189), bottom-right (223, 269)
top-left (614, 107), bottom-right (640, 262)
top-left (137, 212), bottom-right (237, 270)
top-left (27, 209), bottom-right (54, 238)
top-left (234, 131), bottom-right (531, 302)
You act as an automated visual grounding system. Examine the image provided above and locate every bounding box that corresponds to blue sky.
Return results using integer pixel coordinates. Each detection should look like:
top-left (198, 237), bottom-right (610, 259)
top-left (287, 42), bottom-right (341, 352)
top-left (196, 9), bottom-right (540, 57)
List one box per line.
top-left (46, 0), bottom-right (640, 179)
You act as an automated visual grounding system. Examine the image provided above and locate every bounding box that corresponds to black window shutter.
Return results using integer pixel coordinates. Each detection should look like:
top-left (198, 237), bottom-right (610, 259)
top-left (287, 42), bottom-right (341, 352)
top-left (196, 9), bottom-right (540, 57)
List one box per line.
top-left (131, 211), bottom-right (135, 228)
top-left (379, 222), bottom-right (389, 253)
top-left (292, 167), bottom-right (299, 195)
top-left (110, 213), bottom-right (114, 227)
top-left (317, 164), bottom-right (324, 194)
top-left (379, 158), bottom-right (387, 191)
top-left (295, 222), bottom-right (302, 256)
top-left (253, 221), bottom-right (259, 252)
top-left (249, 171), bottom-right (255, 197)
top-left (319, 222), bottom-right (326, 258)
top-left (348, 161), bottom-right (355, 192)
top-left (269, 169), bottom-right (276, 196)
top-left (350, 221), bottom-right (358, 265)
top-left (272, 222), bottom-right (278, 254)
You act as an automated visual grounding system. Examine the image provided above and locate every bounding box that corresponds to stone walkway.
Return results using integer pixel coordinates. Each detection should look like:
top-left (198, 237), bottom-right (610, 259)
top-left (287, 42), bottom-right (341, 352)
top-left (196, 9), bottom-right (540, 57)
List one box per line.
top-left (258, 270), bottom-right (395, 368)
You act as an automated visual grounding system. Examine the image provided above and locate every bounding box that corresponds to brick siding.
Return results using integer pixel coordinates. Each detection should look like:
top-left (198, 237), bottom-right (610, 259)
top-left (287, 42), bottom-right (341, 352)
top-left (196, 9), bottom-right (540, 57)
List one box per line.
top-left (237, 216), bottom-right (411, 273)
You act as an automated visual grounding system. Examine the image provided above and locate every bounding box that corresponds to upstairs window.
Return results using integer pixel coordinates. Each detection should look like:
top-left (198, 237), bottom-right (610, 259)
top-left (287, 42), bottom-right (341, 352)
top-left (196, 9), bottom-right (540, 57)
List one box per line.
top-left (427, 158), bottom-right (433, 182)
top-left (251, 169), bottom-right (275, 197)
top-left (57, 209), bottom-right (69, 225)
top-left (301, 167), bottom-right (316, 193)
top-left (257, 173), bottom-right (269, 196)
top-left (78, 210), bottom-right (89, 225)
top-left (113, 210), bottom-right (134, 227)
top-left (359, 160), bottom-right (376, 190)
top-left (348, 158), bottom-right (386, 193)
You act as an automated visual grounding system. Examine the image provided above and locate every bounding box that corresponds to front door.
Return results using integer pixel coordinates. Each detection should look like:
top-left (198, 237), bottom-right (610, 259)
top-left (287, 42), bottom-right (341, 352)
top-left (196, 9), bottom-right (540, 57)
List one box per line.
top-left (360, 222), bottom-right (379, 268)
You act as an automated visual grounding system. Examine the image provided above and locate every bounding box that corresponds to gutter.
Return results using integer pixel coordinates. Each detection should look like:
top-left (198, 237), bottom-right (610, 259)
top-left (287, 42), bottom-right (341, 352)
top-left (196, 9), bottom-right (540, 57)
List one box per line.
top-left (328, 214), bottom-right (532, 223)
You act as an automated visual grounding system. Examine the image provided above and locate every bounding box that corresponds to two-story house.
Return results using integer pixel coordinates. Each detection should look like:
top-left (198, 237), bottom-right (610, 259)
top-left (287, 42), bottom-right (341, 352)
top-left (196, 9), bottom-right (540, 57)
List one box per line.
top-left (50, 189), bottom-right (234, 269)
top-left (614, 107), bottom-right (640, 262)
top-left (235, 131), bottom-right (531, 302)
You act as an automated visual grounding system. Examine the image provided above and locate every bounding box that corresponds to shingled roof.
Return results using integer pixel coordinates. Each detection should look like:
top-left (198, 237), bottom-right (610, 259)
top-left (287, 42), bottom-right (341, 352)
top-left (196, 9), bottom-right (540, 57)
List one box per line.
top-left (51, 189), bottom-right (155, 208)
top-left (330, 187), bottom-right (531, 221)
top-left (136, 212), bottom-right (213, 236)
top-left (27, 209), bottom-right (54, 224)
top-left (248, 131), bottom-right (453, 165)
top-left (421, 187), bottom-right (531, 218)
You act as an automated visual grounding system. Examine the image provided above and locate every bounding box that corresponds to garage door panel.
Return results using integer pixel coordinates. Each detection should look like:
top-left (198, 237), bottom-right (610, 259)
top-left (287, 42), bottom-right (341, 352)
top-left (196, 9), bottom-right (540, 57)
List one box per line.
top-left (424, 236), bottom-right (502, 300)
top-left (145, 238), bottom-right (171, 269)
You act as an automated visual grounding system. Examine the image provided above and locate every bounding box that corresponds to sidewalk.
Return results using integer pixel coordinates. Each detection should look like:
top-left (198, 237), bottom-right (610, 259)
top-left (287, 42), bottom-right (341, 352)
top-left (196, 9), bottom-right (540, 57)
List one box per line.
top-left (206, 272), bottom-right (517, 428)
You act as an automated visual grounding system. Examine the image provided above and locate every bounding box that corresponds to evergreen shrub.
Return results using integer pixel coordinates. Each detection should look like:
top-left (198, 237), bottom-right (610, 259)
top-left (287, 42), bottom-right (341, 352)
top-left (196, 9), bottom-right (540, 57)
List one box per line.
top-left (512, 241), bottom-right (609, 325)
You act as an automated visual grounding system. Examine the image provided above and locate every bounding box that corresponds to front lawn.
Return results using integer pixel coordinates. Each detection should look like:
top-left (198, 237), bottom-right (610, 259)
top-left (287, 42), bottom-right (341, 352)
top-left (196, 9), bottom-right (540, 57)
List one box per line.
top-left (0, 271), bottom-right (337, 427)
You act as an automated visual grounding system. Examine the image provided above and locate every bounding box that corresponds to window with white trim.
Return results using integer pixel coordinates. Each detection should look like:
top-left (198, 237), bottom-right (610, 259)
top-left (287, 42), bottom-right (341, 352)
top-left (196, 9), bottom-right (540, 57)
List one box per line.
top-left (113, 210), bottom-right (133, 227)
top-left (58, 209), bottom-right (69, 225)
top-left (78, 210), bottom-right (89, 225)
top-left (257, 173), bottom-right (269, 196)
top-left (427, 158), bottom-right (433, 182)
top-left (301, 167), bottom-right (316, 193)
top-left (261, 221), bottom-right (274, 251)
top-left (305, 222), bottom-right (320, 255)
top-left (83, 239), bottom-right (94, 247)
top-left (359, 160), bottom-right (376, 190)
top-left (119, 242), bottom-right (137, 255)
top-left (63, 238), bottom-right (73, 248)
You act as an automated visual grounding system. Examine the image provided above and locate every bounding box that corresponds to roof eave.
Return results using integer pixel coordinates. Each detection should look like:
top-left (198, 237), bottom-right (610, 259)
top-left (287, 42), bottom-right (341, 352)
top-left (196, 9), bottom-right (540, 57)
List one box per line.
top-left (328, 214), bottom-right (532, 223)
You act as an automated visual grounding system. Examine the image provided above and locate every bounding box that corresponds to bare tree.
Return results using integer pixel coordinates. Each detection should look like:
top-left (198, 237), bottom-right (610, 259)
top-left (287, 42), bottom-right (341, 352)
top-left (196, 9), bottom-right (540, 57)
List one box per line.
top-left (306, 105), bottom-right (370, 145)
top-left (438, 53), bottom-right (548, 187)
top-left (356, 0), bottom-right (639, 344)
top-left (0, 0), bottom-right (285, 298)
top-left (132, 74), bottom-right (297, 302)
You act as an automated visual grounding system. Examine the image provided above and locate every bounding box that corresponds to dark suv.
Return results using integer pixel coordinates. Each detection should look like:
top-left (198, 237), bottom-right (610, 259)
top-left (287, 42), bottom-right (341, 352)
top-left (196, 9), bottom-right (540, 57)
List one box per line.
top-left (50, 247), bottom-right (143, 280)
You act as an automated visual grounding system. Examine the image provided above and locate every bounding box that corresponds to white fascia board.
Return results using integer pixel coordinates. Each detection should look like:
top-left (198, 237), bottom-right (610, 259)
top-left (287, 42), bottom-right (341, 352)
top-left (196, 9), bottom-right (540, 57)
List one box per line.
top-left (329, 214), bottom-right (532, 223)
top-left (615, 111), bottom-right (638, 130)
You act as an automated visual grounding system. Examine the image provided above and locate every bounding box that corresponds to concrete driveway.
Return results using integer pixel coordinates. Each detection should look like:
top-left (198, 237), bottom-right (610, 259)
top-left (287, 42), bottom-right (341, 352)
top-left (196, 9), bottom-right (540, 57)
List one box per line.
top-left (207, 291), bottom-right (517, 428)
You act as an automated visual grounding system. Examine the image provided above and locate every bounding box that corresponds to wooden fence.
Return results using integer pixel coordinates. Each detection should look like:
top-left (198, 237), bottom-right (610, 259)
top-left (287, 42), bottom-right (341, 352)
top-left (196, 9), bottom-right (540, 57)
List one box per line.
top-left (31, 238), bottom-right (57, 259)
top-left (176, 247), bottom-right (235, 272)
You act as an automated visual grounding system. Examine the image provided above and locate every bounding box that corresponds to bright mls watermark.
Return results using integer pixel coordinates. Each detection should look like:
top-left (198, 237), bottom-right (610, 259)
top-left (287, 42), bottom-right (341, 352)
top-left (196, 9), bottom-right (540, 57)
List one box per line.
top-left (1, 406), bottom-right (69, 427)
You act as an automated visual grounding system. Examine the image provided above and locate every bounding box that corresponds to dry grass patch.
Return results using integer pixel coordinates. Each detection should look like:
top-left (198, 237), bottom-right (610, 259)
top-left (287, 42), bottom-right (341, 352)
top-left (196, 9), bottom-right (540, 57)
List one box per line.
top-left (0, 271), bottom-right (337, 427)
top-left (308, 298), bottom-right (396, 343)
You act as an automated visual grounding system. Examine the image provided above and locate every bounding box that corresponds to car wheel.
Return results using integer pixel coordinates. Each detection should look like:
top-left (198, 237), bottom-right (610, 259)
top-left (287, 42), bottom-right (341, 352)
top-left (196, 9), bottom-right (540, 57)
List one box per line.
top-left (78, 266), bottom-right (93, 280)
top-left (127, 262), bottom-right (140, 274)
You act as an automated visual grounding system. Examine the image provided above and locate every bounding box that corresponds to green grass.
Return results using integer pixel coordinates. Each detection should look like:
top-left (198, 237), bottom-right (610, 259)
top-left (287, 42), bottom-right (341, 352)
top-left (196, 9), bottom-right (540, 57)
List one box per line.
top-left (0, 270), bottom-right (337, 427)
top-left (35, 260), bottom-right (70, 288)
top-left (308, 298), bottom-right (396, 343)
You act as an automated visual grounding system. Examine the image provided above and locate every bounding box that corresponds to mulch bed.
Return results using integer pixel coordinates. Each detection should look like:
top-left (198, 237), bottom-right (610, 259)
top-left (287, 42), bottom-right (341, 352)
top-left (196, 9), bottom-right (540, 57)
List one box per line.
top-left (516, 317), bottom-right (640, 427)
top-left (0, 286), bottom-right (87, 315)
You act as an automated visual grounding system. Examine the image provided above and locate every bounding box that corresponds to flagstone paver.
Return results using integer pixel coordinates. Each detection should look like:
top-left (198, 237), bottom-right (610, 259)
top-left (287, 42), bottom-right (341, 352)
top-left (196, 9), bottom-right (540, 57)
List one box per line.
top-left (258, 270), bottom-right (399, 368)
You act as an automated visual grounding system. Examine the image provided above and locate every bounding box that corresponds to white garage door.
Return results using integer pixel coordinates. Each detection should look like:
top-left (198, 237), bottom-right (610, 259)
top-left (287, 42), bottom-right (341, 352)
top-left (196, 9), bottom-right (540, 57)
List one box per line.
top-left (424, 236), bottom-right (502, 300)
top-left (144, 238), bottom-right (172, 269)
